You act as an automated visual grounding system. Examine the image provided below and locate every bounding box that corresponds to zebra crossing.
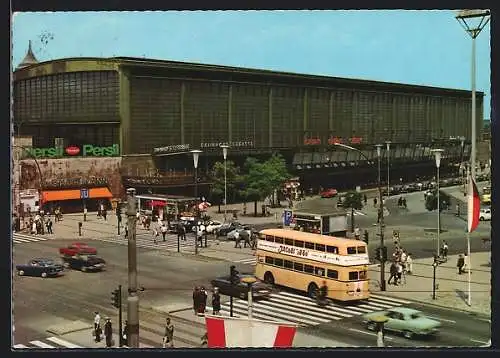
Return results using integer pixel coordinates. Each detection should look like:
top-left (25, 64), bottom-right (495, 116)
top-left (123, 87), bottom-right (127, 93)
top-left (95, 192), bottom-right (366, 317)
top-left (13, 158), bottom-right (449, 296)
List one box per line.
top-left (89, 233), bottom-right (198, 252)
top-left (347, 210), bottom-right (366, 216)
top-left (13, 336), bottom-right (82, 349)
top-left (12, 233), bottom-right (56, 245)
top-left (207, 291), bottom-right (411, 327)
top-left (232, 257), bottom-right (257, 265)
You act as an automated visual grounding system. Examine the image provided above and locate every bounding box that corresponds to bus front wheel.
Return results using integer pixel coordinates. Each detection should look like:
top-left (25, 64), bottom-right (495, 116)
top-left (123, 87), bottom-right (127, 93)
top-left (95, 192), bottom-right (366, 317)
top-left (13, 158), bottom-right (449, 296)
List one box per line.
top-left (263, 272), bottom-right (275, 285)
top-left (308, 283), bottom-right (319, 299)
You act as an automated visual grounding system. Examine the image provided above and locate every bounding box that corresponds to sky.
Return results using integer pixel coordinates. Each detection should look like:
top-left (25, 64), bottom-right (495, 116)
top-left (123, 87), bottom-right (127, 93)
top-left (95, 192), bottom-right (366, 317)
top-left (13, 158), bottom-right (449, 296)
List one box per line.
top-left (12, 10), bottom-right (491, 118)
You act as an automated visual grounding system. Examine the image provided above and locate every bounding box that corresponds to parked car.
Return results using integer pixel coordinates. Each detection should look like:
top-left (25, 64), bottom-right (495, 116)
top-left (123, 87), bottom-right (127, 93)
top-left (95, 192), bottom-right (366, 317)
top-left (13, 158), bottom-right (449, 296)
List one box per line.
top-left (362, 307), bottom-right (441, 339)
top-left (59, 242), bottom-right (97, 257)
top-left (320, 188), bottom-right (338, 198)
top-left (205, 220), bottom-right (223, 234)
top-left (479, 208), bottom-right (491, 221)
top-left (227, 227), bottom-right (252, 240)
top-left (62, 253), bottom-right (106, 272)
top-left (218, 222), bottom-right (243, 236)
top-left (211, 273), bottom-right (273, 300)
top-left (16, 258), bottom-right (64, 278)
top-left (406, 183), bottom-right (420, 192)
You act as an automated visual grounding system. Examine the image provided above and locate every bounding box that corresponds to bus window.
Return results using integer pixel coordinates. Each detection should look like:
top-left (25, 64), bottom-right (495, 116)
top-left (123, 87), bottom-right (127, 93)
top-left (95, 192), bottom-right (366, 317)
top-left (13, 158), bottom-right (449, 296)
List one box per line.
top-left (327, 245), bottom-right (338, 254)
top-left (285, 239), bottom-right (294, 246)
top-left (305, 242), bottom-right (315, 250)
top-left (314, 267), bottom-right (324, 276)
top-left (294, 240), bottom-right (304, 248)
top-left (294, 262), bottom-right (304, 271)
top-left (359, 270), bottom-right (367, 280)
top-left (304, 264), bottom-right (314, 274)
top-left (357, 246), bottom-right (366, 254)
top-left (349, 271), bottom-right (359, 280)
top-left (265, 235), bottom-right (274, 242)
top-left (327, 269), bottom-right (338, 279)
top-left (259, 233), bottom-right (266, 240)
top-left (274, 258), bottom-right (284, 267)
top-left (284, 260), bottom-right (294, 269)
top-left (265, 256), bottom-right (274, 265)
top-left (347, 247), bottom-right (357, 254)
top-left (275, 237), bottom-right (284, 244)
top-left (315, 244), bottom-right (325, 252)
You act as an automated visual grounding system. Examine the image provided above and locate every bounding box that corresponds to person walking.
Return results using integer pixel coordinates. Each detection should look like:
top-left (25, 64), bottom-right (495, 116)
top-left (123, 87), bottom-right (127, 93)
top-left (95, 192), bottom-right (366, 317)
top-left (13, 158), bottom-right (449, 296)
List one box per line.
top-left (363, 194), bottom-right (367, 205)
top-left (406, 253), bottom-right (413, 274)
top-left (234, 230), bottom-right (242, 249)
top-left (94, 312), bottom-right (102, 343)
top-left (212, 288), bottom-right (221, 315)
top-left (102, 209), bottom-right (107, 221)
top-left (457, 254), bottom-right (465, 274)
top-left (441, 241), bottom-right (449, 260)
top-left (46, 217), bottom-right (53, 234)
top-left (153, 227), bottom-right (159, 244)
top-left (162, 317), bottom-right (174, 348)
top-left (396, 261), bottom-right (404, 285)
top-left (193, 287), bottom-right (200, 315)
top-left (104, 318), bottom-right (113, 348)
top-left (388, 262), bottom-right (398, 285)
top-left (161, 222), bottom-right (168, 242)
top-left (200, 287), bottom-right (208, 314)
top-left (122, 320), bottom-right (129, 347)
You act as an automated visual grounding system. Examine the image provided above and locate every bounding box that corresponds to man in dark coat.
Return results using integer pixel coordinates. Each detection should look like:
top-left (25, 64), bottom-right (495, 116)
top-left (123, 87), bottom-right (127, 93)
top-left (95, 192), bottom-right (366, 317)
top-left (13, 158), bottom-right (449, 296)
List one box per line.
top-left (388, 262), bottom-right (398, 285)
top-left (212, 288), bottom-right (221, 315)
top-left (104, 318), bottom-right (113, 348)
top-left (193, 287), bottom-right (200, 315)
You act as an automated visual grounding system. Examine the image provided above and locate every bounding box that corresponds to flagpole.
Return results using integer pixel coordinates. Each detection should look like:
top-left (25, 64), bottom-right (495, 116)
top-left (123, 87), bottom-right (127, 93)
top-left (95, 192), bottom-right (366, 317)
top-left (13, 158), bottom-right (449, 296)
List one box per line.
top-left (467, 231), bottom-right (471, 306)
top-left (466, 166), bottom-right (472, 306)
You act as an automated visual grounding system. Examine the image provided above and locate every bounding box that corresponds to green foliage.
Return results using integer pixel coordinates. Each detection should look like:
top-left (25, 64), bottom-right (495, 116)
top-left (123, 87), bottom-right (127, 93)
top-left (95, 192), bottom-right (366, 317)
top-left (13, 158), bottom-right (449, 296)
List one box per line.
top-left (425, 190), bottom-right (450, 212)
top-left (342, 191), bottom-right (363, 210)
top-left (209, 160), bottom-right (241, 205)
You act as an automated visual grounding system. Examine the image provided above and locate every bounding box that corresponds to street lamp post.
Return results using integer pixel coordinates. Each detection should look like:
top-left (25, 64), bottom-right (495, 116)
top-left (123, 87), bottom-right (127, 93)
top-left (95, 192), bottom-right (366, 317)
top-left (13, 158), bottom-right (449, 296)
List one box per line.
top-left (241, 276), bottom-right (257, 319)
top-left (460, 137), bottom-right (466, 193)
top-left (126, 187), bottom-right (139, 348)
top-left (334, 142), bottom-right (386, 291)
top-left (456, 10), bottom-right (490, 308)
top-left (431, 149), bottom-right (444, 256)
top-left (191, 150), bottom-right (202, 255)
top-left (220, 145), bottom-right (229, 223)
top-left (385, 142), bottom-right (391, 197)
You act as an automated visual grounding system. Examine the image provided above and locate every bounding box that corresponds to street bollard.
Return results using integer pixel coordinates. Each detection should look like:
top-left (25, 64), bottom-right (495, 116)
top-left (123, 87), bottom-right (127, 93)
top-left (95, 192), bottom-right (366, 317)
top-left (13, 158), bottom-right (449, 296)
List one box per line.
top-left (78, 222), bottom-right (82, 236)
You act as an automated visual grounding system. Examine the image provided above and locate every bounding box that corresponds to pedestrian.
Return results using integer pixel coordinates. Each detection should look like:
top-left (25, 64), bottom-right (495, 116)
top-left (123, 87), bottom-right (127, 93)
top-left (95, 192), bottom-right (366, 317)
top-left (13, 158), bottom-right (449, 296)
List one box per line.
top-left (234, 230), bottom-right (241, 248)
top-left (363, 194), bottom-right (367, 205)
top-left (102, 209), bottom-right (107, 221)
top-left (212, 287), bottom-right (221, 315)
top-left (463, 253), bottom-right (470, 272)
top-left (456, 204), bottom-right (461, 217)
top-left (388, 262), bottom-right (398, 285)
top-left (161, 222), bottom-right (168, 242)
top-left (153, 227), bottom-right (159, 244)
top-left (457, 254), bottom-right (465, 274)
top-left (193, 287), bottom-right (200, 315)
top-left (124, 223), bottom-right (129, 238)
top-left (46, 217), bottom-right (53, 234)
top-left (373, 197), bottom-right (377, 208)
top-left (241, 229), bottom-right (251, 248)
top-left (104, 317), bottom-right (113, 347)
top-left (163, 317), bottom-right (174, 348)
top-left (406, 253), bottom-right (413, 274)
top-left (396, 261), bottom-right (404, 285)
top-left (31, 221), bottom-right (37, 235)
top-left (441, 241), bottom-right (449, 260)
top-left (200, 287), bottom-right (208, 314)
top-left (398, 197), bottom-right (403, 207)
top-left (94, 312), bottom-right (101, 343)
top-left (354, 226), bottom-right (360, 240)
top-left (402, 197), bottom-right (407, 209)
top-left (122, 320), bottom-right (129, 347)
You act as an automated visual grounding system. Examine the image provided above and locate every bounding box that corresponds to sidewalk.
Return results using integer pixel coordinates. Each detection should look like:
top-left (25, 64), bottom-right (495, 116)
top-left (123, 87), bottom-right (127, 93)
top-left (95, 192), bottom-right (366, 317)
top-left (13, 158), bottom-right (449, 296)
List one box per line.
top-left (368, 252), bottom-right (491, 317)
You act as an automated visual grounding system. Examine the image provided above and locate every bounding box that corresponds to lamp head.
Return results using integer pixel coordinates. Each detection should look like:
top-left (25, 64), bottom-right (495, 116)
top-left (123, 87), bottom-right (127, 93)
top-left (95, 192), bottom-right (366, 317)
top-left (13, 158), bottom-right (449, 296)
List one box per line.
top-left (375, 144), bottom-right (382, 157)
top-left (385, 141), bottom-right (391, 150)
top-left (455, 9), bottom-right (491, 39)
top-left (431, 149), bottom-right (444, 168)
top-left (220, 144), bottom-right (229, 160)
top-left (190, 149), bottom-right (202, 169)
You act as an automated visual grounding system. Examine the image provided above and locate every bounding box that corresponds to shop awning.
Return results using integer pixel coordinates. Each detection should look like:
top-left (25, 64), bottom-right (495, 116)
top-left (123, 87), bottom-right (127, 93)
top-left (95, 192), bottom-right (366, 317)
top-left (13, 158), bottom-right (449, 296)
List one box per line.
top-left (42, 187), bottom-right (113, 202)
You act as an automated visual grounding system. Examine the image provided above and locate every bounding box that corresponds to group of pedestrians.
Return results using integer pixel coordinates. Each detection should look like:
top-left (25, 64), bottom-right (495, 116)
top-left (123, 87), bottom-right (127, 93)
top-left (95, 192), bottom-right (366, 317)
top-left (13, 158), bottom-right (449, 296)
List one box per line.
top-left (93, 312), bottom-right (115, 348)
top-left (28, 212), bottom-right (54, 235)
top-left (388, 246), bottom-right (413, 286)
top-left (192, 286), bottom-right (221, 315)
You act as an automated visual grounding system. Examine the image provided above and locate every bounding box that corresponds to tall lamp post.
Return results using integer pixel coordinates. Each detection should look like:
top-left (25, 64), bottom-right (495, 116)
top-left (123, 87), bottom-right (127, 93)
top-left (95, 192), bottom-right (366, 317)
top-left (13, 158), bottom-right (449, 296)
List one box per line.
top-left (191, 149), bottom-right (202, 255)
top-left (334, 143), bottom-right (386, 291)
top-left (431, 149), bottom-right (444, 256)
top-left (456, 10), bottom-right (490, 308)
top-left (385, 141), bottom-right (391, 197)
top-left (459, 137), bottom-right (466, 193)
top-left (220, 145), bottom-right (229, 222)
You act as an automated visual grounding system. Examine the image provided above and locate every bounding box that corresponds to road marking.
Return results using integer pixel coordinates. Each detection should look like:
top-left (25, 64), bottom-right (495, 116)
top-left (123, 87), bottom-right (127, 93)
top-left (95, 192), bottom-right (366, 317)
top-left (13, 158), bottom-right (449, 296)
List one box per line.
top-left (347, 328), bottom-right (394, 341)
top-left (470, 338), bottom-right (489, 345)
top-left (30, 340), bottom-right (56, 348)
top-left (425, 315), bottom-right (456, 324)
top-left (13, 238), bottom-right (31, 243)
top-left (46, 337), bottom-right (82, 348)
top-left (13, 344), bottom-right (29, 348)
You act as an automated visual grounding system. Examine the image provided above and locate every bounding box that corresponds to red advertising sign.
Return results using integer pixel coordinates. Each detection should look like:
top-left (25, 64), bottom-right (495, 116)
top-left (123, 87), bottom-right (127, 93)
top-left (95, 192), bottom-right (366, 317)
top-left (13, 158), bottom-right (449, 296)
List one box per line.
top-left (328, 137), bottom-right (343, 145)
top-left (349, 137), bottom-right (363, 144)
top-left (304, 138), bottom-right (321, 145)
top-left (65, 145), bottom-right (81, 156)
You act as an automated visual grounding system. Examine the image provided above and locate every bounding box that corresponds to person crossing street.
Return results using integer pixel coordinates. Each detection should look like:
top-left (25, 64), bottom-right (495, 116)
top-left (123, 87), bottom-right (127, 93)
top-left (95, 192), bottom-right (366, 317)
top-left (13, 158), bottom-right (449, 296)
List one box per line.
top-left (162, 317), bottom-right (174, 348)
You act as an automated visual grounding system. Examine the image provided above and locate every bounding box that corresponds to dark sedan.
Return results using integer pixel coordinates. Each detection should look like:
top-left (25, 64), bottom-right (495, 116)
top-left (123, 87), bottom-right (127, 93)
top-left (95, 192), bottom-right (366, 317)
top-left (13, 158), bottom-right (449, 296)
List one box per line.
top-left (62, 254), bottom-right (106, 272)
top-left (211, 274), bottom-right (273, 300)
top-left (16, 258), bottom-right (64, 278)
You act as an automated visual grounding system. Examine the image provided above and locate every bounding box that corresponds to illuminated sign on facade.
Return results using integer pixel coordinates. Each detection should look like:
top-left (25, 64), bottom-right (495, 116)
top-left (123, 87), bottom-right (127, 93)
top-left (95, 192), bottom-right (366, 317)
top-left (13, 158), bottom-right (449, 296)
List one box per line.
top-left (304, 137), bottom-right (364, 145)
top-left (153, 144), bottom-right (191, 154)
top-left (25, 144), bottom-right (120, 158)
top-left (201, 141), bottom-right (254, 149)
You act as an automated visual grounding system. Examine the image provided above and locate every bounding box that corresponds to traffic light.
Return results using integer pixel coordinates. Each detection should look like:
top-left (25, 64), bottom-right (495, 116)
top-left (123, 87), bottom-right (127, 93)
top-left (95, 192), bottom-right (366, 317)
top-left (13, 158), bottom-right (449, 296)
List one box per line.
top-left (230, 265), bottom-right (239, 285)
top-left (374, 247), bottom-right (381, 262)
top-left (374, 246), bottom-right (387, 262)
top-left (363, 230), bottom-right (369, 244)
top-left (111, 287), bottom-right (120, 308)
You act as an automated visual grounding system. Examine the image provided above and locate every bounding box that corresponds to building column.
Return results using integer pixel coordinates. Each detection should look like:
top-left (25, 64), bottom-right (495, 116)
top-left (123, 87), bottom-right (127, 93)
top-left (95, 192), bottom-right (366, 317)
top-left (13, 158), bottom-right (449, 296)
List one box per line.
top-left (391, 96), bottom-right (397, 142)
top-left (303, 88), bottom-right (308, 134)
top-left (425, 97), bottom-right (431, 142)
top-left (268, 87), bottom-right (273, 147)
top-left (328, 91), bottom-right (334, 133)
top-left (180, 82), bottom-right (186, 144)
top-left (228, 84), bottom-right (233, 142)
top-left (119, 69), bottom-right (131, 154)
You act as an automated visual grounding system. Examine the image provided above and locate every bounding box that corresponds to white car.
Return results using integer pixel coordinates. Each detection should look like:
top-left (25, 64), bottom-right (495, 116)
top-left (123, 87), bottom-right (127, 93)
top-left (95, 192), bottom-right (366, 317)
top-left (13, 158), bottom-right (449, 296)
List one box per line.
top-left (479, 208), bottom-right (491, 221)
top-left (227, 227), bottom-right (252, 240)
top-left (205, 220), bottom-right (223, 234)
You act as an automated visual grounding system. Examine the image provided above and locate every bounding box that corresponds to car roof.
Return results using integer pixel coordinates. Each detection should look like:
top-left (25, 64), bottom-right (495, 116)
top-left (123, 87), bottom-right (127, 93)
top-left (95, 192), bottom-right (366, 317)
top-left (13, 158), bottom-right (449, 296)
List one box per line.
top-left (387, 307), bottom-right (421, 315)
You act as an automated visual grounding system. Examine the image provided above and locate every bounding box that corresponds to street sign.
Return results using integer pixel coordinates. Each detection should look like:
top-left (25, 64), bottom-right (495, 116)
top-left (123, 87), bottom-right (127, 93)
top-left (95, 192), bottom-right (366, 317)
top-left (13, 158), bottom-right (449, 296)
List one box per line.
top-left (80, 188), bottom-right (89, 199)
top-left (283, 210), bottom-right (293, 226)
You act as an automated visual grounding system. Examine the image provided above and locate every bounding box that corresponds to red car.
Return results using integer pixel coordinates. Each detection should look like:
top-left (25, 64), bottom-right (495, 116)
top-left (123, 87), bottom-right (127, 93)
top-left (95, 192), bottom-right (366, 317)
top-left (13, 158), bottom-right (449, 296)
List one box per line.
top-left (320, 188), bottom-right (338, 198)
top-left (59, 242), bottom-right (97, 257)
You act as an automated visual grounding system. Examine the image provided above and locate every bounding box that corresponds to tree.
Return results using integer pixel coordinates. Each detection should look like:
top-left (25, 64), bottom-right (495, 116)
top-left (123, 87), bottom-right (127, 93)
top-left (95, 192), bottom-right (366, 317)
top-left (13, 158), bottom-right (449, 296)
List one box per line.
top-left (263, 153), bottom-right (291, 207)
top-left (342, 191), bottom-right (363, 233)
top-left (208, 160), bottom-right (240, 213)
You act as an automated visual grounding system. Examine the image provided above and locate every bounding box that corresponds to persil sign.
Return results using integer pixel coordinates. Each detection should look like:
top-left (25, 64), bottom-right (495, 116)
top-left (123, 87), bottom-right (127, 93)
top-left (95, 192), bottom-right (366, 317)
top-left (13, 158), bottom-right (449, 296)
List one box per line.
top-left (257, 240), bottom-right (369, 266)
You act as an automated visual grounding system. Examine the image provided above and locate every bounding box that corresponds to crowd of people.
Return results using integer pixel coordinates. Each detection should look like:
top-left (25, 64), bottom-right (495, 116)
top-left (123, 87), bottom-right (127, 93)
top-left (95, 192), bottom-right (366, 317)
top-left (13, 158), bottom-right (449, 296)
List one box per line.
top-left (387, 245), bottom-right (413, 286)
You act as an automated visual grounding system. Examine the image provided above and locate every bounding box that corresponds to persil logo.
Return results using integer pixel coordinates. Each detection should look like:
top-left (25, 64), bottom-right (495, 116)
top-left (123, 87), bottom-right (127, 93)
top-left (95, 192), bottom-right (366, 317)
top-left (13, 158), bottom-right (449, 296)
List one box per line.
top-left (65, 146), bottom-right (81, 156)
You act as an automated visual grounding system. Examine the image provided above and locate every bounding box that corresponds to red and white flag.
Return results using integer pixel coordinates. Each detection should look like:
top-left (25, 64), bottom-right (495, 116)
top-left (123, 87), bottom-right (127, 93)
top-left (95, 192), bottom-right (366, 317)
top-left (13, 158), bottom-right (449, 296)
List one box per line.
top-left (198, 201), bottom-right (211, 211)
top-left (205, 315), bottom-right (297, 348)
top-left (467, 174), bottom-right (480, 233)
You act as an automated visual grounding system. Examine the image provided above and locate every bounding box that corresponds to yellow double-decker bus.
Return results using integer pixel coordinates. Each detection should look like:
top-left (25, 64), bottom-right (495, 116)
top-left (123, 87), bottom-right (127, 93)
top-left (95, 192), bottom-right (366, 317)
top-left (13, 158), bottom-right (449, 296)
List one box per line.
top-left (255, 228), bottom-right (369, 302)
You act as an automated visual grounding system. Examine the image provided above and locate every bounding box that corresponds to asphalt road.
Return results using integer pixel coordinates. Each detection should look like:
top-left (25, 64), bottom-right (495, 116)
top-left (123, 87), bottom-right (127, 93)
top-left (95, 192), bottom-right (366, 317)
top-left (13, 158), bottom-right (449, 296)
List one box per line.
top-left (13, 238), bottom-right (490, 348)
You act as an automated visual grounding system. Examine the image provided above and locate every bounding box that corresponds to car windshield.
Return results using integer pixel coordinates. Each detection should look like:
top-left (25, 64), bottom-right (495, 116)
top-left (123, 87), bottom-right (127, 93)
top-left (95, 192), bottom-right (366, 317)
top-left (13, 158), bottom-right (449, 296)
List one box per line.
top-left (410, 313), bottom-right (423, 320)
